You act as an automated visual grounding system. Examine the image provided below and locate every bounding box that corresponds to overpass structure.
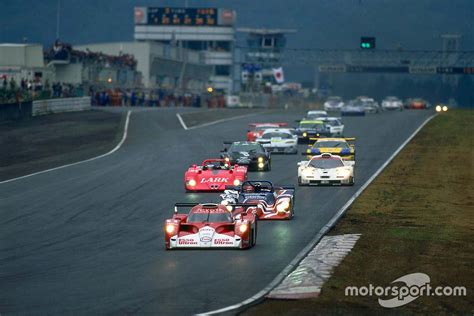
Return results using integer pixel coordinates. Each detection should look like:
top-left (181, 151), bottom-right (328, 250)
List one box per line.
top-left (278, 48), bottom-right (474, 75)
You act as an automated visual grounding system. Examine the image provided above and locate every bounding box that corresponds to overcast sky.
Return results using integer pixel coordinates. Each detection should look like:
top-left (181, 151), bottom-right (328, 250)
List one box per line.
top-left (1, 0), bottom-right (473, 80)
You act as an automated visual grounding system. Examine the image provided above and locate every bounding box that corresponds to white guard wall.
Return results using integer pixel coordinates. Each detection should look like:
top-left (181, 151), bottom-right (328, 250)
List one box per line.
top-left (32, 97), bottom-right (91, 116)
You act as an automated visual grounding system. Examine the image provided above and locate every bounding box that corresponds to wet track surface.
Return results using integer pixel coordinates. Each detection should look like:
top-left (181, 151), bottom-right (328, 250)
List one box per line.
top-left (0, 108), bottom-right (432, 315)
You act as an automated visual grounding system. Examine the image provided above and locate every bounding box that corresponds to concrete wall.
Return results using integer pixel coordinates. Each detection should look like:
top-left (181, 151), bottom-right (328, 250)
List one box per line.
top-left (75, 41), bottom-right (212, 91)
top-left (54, 63), bottom-right (83, 84)
top-left (75, 42), bottom-right (151, 87)
top-left (0, 44), bottom-right (44, 67)
top-left (32, 97), bottom-right (91, 116)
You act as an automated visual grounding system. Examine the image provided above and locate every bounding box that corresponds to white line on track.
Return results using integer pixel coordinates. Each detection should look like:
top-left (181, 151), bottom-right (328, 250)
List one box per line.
top-left (198, 114), bottom-right (437, 316)
top-left (176, 111), bottom-right (267, 131)
top-left (176, 113), bottom-right (189, 130)
top-left (0, 110), bottom-right (132, 185)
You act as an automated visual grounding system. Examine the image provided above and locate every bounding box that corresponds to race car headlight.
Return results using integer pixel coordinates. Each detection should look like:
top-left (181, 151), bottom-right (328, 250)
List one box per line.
top-left (258, 162), bottom-right (265, 169)
top-left (224, 157), bottom-right (230, 162)
top-left (188, 179), bottom-right (196, 186)
top-left (276, 200), bottom-right (290, 213)
top-left (302, 168), bottom-right (313, 177)
top-left (436, 105), bottom-right (442, 112)
top-left (239, 223), bottom-right (248, 233)
top-left (337, 169), bottom-right (351, 178)
top-left (442, 105), bottom-right (448, 112)
top-left (233, 179), bottom-right (241, 186)
top-left (303, 132), bottom-right (308, 137)
top-left (165, 224), bottom-right (176, 234)
top-left (258, 157), bottom-right (264, 163)
top-left (226, 205), bottom-right (233, 212)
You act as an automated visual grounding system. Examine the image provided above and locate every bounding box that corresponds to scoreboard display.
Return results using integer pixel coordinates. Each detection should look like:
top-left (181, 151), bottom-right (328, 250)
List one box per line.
top-left (134, 7), bottom-right (235, 26)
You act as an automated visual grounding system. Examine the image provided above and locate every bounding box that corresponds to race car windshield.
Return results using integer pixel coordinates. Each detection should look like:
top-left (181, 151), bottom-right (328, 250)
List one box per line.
top-left (230, 143), bottom-right (264, 153)
top-left (261, 132), bottom-right (292, 139)
top-left (204, 162), bottom-right (227, 170)
top-left (299, 123), bottom-right (324, 129)
top-left (187, 212), bottom-right (233, 223)
top-left (327, 97), bottom-right (342, 102)
top-left (313, 141), bottom-right (349, 148)
top-left (325, 120), bottom-right (341, 126)
top-left (385, 97), bottom-right (399, 101)
top-left (309, 159), bottom-right (344, 169)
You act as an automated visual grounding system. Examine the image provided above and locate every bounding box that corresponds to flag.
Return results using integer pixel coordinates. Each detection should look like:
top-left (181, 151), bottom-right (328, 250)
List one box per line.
top-left (272, 67), bottom-right (284, 84)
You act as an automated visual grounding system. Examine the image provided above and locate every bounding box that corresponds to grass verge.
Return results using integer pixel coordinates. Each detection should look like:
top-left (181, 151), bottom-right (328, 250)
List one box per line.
top-left (244, 109), bottom-right (473, 316)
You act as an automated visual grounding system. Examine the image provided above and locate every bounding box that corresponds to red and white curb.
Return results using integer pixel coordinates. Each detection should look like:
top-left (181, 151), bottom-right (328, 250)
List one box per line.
top-left (267, 234), bottom-right (361, 299)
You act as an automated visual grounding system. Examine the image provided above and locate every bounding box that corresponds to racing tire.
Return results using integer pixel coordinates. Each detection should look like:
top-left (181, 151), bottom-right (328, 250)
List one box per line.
top-left (252, 222), bottom-right (258, 247)
top-left (266, 159), bottom-right (272, 171)
top-left (298, 176), bottom-right (305, 186)
top-left (349, 176), bottom-right (355, 186)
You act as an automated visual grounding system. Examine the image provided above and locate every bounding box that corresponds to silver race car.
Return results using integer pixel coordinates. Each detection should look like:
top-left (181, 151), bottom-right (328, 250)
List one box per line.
top-left (256, 128), bottom-right (298, 154)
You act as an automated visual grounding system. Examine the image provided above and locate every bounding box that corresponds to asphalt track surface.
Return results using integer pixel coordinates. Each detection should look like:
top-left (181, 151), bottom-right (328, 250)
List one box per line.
top-left (0, 107), bottom-right (432, 315)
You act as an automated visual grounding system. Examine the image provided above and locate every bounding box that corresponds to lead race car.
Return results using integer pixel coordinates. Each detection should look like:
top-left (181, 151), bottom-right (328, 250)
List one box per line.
top-left (220, 180), bottom-right (295, 220)
top-left (298, 153), bottom-right (355, 186)
top-left (221, 141), bottom-right (271, 171)
top-left (164, 203), bottom-right (258, 249)
top-left (255, 128), bottom-right (298, 154)
top-left (184, 159), bottom-right (247, 192)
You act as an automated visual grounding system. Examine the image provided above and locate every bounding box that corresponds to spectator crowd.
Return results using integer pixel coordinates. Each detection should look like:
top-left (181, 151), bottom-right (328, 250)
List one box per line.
top-left (44, 40), bottom-right (137, 70)
top-left (1, 75), bottom-right (84, 104)
top-left (88, 87), bottom-right (204, 107)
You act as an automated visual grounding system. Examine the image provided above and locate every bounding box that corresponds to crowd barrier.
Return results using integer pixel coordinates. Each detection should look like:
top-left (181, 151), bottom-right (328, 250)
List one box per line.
top-left (32, 97), bottom-right (91, 116)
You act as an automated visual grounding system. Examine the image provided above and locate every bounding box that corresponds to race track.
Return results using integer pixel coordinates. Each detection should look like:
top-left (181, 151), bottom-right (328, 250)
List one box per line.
top-left (0, 108), bottom-right (432, 315)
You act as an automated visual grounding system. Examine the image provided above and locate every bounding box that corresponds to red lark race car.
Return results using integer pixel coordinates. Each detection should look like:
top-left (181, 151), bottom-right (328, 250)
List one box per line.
top-left (164, 203), bottom-right (258, 249)
top-left (184, 159), bottom-right (247, 192)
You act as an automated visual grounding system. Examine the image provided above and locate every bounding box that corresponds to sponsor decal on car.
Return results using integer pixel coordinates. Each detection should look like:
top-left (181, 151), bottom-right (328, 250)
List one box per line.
top-left (178, 239), bottom-right (198, 245)
top-left (214, 238), bottom-right (234, 245)
top-left (200, 178), bottom-right (230, 183)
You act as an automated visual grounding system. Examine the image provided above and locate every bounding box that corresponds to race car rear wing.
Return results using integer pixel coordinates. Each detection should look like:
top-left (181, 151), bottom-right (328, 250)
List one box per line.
top-left (224, 184), bottom-right (295, 191)
top-left (174, 202), bottom-right (259, 214)
top-left (248, 123), bottom-right (288, 128)
top-left (308, 137), bottom-right (356, 146)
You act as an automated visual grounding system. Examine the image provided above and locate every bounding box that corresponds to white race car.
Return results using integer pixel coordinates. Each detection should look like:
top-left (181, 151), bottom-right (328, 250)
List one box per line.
top-left (305, 110), bottom-right (328, 119)
top-left (312, 117), bottom-right (344, 136)
top-left (382, 96), bottom-right (403, 111)
top-left (256, 128), bottom-right (298, 154)
top-left (297, 153), bottom-right (354, 186)
top-left (323, 96), bottom-right (345, 111)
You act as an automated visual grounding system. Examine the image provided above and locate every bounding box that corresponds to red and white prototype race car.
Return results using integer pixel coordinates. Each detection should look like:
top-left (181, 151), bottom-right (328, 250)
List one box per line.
top-left (247, 123), bottom-right (288, 141)
top-left (220, 180), bottom-right (295, 220)
top-left (164, 203), bottom-right (258, 249)
top-left (184, 159), bottom-right (247, 192)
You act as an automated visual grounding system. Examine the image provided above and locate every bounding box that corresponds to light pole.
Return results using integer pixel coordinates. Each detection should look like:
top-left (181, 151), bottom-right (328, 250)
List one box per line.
top-left (56, 0), bottom-right (61, 40)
